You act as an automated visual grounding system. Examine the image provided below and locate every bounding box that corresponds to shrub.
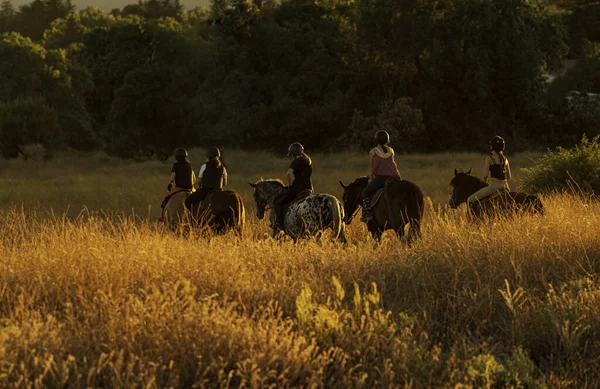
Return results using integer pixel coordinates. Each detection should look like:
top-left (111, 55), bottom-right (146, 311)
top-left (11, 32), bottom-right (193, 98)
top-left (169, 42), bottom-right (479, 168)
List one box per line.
top-left (522, 136), bottom-right (600, 194)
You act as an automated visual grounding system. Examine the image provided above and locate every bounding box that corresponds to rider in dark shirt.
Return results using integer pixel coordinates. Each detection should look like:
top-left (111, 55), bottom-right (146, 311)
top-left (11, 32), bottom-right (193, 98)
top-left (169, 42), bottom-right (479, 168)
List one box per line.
top-left (273, 142), bottom-right (313, 230)
top-left (161, 148), bottom-right (195, 219)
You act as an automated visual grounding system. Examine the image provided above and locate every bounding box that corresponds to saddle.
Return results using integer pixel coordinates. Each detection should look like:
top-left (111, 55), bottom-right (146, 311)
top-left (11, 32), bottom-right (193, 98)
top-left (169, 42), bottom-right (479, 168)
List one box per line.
top-left (294, 189), bottom-right (313, 201)
top-left (370, 188), bottom-right (385, 208)
top-left (281, 189), bottom-right (313, 219)
top-left (480, 188), bottom-right (510, 203)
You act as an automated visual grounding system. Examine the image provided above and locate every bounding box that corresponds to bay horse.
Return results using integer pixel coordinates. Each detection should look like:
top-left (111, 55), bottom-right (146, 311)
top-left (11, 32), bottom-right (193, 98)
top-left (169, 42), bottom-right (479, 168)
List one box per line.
top-left (449, 168), bottom-right (544, 217)
top-left (249, 179), bottom-right (346, 243)
top-left (339, 177), bottom-right (424, 241)
top-left (189, 190), bottom-right (245, 235)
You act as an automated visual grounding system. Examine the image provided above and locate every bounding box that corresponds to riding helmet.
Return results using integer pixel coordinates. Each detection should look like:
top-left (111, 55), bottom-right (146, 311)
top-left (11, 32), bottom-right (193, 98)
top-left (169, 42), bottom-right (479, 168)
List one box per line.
top-left (489, 135), bottom-right (505, 152)
top-left (287, 142), bottom-right (304, 157)
top-left (374, 130), bottom-right (390, 145)
top-left (174, 148), bottom-right (188, 162)
top-left (207, 146), bottom-right (221, 159)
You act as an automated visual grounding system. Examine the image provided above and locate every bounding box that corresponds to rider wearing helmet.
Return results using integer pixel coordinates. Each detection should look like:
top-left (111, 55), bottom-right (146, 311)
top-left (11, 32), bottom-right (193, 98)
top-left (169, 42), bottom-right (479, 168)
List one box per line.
top-left (161, 148), bottom-right (195, 217)
top-left (467, 135), bottom-right (512, 206)
top-left (273, 142), bottom-right (313, 230)
top-left (361, 130), bottom-right (401, 222)
top-left (185, 146), bottom-right (228, 213)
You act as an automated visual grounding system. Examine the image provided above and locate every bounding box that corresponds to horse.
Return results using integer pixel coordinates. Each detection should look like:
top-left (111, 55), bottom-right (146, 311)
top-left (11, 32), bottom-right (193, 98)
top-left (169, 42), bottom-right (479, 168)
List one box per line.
top-left (191, 190), bottom-right (245, 235)
top-left (163, 191), bottom-right (190, 227)
top-left (449, 168), bottom-right (544, 217)
top-left (339, 177), bottom-right (424, 242)
top-left (248, 179), bottom-right (346, 243)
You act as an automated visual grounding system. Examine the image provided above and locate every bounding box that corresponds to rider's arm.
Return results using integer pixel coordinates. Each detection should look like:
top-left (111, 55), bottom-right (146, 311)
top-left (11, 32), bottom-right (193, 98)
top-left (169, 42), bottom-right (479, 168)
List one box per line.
top-left (482, 156), bottom-right (491, 184)
top-left (223, 167), bottom-right (228, 187)
top-left (169, 172), bottom-right (176, 184)
top-left (369, 149), bottom-right (376, 179)
top-left (196, 164), bottom-right (206, 188)
top-left (506, 160), bottom-right (512, 181)
top-left (286, 168), bottom-right (294, 186)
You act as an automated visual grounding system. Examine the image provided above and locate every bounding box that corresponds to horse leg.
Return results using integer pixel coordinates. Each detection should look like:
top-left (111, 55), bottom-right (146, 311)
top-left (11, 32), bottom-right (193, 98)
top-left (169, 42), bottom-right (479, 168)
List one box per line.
top-left (368, 222), bottom-right (383, 241)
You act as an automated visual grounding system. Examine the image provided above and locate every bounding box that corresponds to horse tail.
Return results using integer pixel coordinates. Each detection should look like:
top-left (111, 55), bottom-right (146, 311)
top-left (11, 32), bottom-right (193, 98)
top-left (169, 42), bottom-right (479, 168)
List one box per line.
top-left (329, 196), bottom-right (346, 243)
top-left (232, 192), bottom-right (245, 235)
top-left (531, 195), bottom-right (544, 216)
top-left (407, 190), bottom-right (424, 241)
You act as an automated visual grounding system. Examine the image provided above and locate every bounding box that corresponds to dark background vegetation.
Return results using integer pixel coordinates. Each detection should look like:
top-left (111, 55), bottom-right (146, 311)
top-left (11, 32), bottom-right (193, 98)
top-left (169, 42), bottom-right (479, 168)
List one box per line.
top-left (0, 0), bottom-right (599, 159)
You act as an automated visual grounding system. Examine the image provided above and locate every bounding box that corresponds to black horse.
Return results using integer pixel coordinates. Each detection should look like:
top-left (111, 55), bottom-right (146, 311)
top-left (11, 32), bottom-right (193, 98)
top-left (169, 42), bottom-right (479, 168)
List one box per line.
top-left (449, 168), bottom-right (544, 217)
top-left (339, 177), bottom-right (424, 241)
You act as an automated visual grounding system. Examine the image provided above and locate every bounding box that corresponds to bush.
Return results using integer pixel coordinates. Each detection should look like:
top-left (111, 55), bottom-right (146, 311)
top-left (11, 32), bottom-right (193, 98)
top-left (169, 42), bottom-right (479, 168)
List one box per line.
top-left (0, 97), bottom-right (62, 158)
top-left (522, 136), bottom-right (600, 194)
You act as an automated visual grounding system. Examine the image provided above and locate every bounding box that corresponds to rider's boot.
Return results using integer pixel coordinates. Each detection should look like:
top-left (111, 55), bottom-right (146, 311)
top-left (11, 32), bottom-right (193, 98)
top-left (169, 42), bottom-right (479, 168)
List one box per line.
top-left (360, 197), bottom-right (374, 222)
top-left (273, 206), bottom-right (285, 231)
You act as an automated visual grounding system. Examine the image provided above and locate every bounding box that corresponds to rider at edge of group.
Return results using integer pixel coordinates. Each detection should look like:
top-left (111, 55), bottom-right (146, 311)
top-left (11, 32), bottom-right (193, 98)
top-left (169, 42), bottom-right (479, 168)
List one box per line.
top-left (161, 148), bottom-right (195, 218)
top-left (185, 147), bottom-right (228, 212)
top-left (273, 142), bottom-right (313, 230)
top-left (361, 130), bottom-right (401, 222)
top-left (467, 135), bottom-right (512, 207)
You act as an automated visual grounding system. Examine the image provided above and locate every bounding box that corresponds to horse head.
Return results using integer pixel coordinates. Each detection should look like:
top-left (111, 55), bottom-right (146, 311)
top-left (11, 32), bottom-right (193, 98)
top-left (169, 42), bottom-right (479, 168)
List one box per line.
top-left (339, 177), bottom-right (369, 224)
top-left (248, 179), bottom-right (286, 219)
top-left (449, 168), bottom-right (486, 208)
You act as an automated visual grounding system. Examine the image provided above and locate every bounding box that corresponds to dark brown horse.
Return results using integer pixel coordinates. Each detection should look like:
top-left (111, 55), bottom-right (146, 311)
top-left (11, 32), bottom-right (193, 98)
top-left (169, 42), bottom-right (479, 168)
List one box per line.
top-left (190, 190), bottom-right (245, 235)
top-left (339, 177), bottom-right (424, 241)
top-left (449, 168), bottom-right (544, 217)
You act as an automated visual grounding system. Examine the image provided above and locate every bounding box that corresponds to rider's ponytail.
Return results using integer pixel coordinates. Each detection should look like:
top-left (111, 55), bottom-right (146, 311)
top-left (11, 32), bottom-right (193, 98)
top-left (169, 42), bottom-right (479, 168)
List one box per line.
top-left (208, 156), bottom-right (222, 169)
top-left (301, 151), bottom-right (312, 165)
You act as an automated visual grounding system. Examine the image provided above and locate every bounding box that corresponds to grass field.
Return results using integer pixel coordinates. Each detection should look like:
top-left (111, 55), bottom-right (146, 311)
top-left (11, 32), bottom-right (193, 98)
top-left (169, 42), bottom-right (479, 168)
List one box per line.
top-left (1, 149), bottom-right (599, 387)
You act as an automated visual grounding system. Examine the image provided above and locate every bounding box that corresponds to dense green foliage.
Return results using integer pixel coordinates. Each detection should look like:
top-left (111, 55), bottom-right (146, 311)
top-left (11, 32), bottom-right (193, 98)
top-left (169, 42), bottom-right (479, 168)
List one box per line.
top-left (0, 0), bottom-right (598, 158)
top-left (522, 136), bottom-right (600, 195)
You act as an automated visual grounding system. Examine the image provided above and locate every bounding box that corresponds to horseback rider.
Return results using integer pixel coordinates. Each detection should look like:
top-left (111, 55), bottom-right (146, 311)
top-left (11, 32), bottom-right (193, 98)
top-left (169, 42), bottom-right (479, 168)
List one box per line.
top-left (185, 147), bottom-right (228, 212)
top-left (161, 148), bottom-right (195, 218)
top-left (273, 142), bottom-right (313, 230)
top-left (361, 130), bottom-right (401, 222)
top-left (467, 135), bottom-right (512, 206)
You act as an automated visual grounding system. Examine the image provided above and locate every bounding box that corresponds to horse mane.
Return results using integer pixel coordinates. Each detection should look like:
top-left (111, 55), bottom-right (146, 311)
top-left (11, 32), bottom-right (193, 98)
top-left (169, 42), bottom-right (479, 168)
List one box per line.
top-left (450, 170), bottom-right (486, 187)
top-left (254, 178), bottom-right (285, 187)
top-left (354, 176), bottom-right (370, 186)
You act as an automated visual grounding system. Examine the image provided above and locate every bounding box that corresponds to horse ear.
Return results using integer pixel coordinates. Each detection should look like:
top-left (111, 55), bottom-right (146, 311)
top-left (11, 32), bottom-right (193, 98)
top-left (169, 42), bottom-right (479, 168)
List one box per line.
top-left (467, 168), bottom-right (472, 175)
top-left (339, 181), bottom-right (347, 189)
top-left (454, 168), bottom-right (458, 176)
top-left (248, 182), bottom-right (257, 188)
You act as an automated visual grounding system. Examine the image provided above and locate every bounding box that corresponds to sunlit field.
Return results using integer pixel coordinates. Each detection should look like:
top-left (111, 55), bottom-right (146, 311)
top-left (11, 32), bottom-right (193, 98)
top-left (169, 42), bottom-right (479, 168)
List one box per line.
top-left (1, 150), bottom-right (599, 387)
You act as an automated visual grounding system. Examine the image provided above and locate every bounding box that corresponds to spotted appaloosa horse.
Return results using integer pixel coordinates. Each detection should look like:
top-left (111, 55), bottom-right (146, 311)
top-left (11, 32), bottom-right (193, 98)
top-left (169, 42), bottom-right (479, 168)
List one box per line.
top-left (249, 179), bottom-right (346, 242)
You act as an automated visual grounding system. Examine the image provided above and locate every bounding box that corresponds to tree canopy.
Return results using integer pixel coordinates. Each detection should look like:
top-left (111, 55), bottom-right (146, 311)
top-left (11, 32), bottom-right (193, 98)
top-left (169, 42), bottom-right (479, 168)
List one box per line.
top-left (0, 0), bottom-right (597, 158)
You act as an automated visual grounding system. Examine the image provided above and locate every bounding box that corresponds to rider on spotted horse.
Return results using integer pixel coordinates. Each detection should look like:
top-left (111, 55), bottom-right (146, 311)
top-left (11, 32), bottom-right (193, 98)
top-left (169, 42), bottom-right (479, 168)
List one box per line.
top-left (185, 147), bottom-right (228, 214)
top-left (273, 142), bottom-right (313, 230)
top-left (161, 148), bottom-right (195, 220)
top-left (360, 130), bottom-right (401, 222)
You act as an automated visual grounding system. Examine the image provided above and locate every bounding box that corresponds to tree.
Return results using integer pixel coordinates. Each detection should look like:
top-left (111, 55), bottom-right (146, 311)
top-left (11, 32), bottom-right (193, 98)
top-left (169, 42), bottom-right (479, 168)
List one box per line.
top-left (0, 0), bottom-right (15, 33)
top-left (14, 0), bottom-right (74, 40)
top-left (557, 0), bottom-right (600, 55)
top-left (0, 32), bottom-right (96, 150)
top-left (43, 6), bottom-right (108, 49)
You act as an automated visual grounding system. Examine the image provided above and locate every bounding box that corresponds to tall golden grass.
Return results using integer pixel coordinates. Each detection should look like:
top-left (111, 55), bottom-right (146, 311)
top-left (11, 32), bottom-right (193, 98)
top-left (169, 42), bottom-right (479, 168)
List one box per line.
top-left (0, 150), bottom-right (598, 387)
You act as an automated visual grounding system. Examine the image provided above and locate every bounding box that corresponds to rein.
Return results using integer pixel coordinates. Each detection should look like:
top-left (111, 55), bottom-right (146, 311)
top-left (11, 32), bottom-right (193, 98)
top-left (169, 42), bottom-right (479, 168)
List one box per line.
top-left (345, 196), bottom-right (362, 223)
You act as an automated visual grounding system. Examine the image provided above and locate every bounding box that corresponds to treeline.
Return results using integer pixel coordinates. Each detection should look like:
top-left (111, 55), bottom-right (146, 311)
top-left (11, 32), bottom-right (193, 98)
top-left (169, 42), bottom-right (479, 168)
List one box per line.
top-left (0, 0), bottom-right (599, 159)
